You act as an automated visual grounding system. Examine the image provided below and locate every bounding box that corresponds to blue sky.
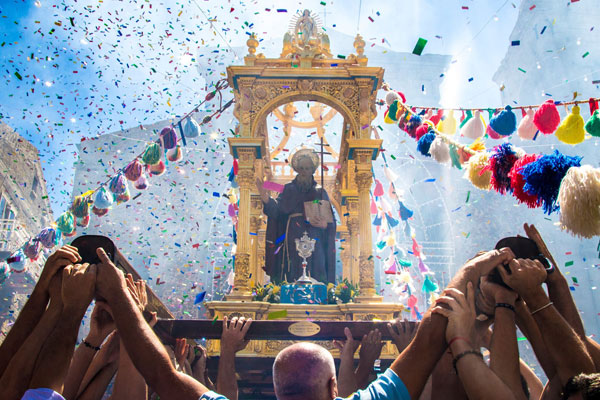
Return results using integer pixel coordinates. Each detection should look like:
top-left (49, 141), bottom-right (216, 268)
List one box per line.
top-left (0, 0), bottom-right (521, 215)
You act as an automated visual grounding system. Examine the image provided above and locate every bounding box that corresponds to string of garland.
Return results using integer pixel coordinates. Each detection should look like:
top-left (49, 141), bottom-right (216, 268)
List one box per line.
top-left (1, 80), bottom-right (235, 275)
top-left (380, 87), bottom-right (600, 239)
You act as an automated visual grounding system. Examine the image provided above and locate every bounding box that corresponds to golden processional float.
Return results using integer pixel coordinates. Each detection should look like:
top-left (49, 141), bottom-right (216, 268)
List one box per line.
top-left (156, 10), bottom-right (407, 396)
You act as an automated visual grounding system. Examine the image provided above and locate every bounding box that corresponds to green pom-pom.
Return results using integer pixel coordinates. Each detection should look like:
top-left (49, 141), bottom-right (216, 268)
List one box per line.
top-left (585, 110), bottom-right (600, 137)
top-left (142, 143), bottom-right (162, 165)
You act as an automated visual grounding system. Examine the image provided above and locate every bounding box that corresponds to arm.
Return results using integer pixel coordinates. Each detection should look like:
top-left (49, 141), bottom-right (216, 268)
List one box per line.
top-left (76, 331), bottom-right (120, 397)
top-left (77, 362), bottom-right (118, 400)
top-left (482, 279), bottom-right (527, 400)
top-left (499, 259), bottom-right (595, 387)
top-left (434, 283), bottom-right (517, 400)
top-left (110, 339), bottom-right (148, 400)
top-left (111, 279), bottom-right (151, 400)
top-left (390, 248), bottom-right (515, 399)
top-left (29, 263), bottom-right (97, 393)
top-left (217, 316), bottom-right (252, 400)
top-left (0, 275), bottom-right (63, 399)
top-left (514, 299), bottom-right (557, 380)
top-left (95, 248), bottom-right (208, 400)
top-left (519, 359), bottom-right (543, 400)
top-left (0, 245), bottom-right (81, 378)
top-left (333, 327), bottom-right (359, 397)
top-left (63, 301), bottom-right (115, 400)
top-left (525, 224), bottom-right (587, 337)
top-left (355, 329), bottom-right (383, 390)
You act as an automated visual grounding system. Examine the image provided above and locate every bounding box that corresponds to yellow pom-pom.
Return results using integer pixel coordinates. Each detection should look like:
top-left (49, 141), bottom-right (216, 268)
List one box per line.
top-left (555, 105), bottom-right (585, 145)
top-left (436, 110), bottom-right (457, 135)
top-left (558, 165), bottom-right (600, 238)
top-left (465, 152), bottom-right (491, 190)
top-left (468, 137), bottom-right (486, 152)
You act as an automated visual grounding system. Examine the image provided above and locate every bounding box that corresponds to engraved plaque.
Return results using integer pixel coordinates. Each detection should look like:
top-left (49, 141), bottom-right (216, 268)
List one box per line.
top-left (288, 321), bottom-right (321, 337)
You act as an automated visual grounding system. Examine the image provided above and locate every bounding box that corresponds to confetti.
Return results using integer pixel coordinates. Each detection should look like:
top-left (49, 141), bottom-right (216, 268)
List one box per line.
top-left (194, 291), bottom-right (207, 304)
top-left (412, 38), bottom-right (428, 56)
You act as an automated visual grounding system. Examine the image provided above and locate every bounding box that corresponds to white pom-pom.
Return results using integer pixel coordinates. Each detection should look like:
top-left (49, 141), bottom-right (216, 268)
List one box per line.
top-left (430, 137), bottom-right (450, 164)
top-left (461, 110), bottom-right (485, 139)
top-left (513, 146), bottom-right (526, 159)
top-left (558, 165), bottom-right (600, 238)
top-left (386, 91), bottom-right (400, 106)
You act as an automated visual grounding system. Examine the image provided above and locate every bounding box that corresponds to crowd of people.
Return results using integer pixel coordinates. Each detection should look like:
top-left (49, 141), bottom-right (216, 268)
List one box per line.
top-left (1, 223), bottom-right (599, 400)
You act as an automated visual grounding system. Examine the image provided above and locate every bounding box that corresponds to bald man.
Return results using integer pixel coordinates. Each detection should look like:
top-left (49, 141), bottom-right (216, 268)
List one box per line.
top-left (273, 343), bottom-right (408, 400)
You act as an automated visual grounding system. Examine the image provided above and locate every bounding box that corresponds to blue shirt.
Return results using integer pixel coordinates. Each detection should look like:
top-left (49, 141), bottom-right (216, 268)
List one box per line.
top-left (199, 368), bottom-right (410, 400)
top-left (338, 369), bottom-right (410, 400)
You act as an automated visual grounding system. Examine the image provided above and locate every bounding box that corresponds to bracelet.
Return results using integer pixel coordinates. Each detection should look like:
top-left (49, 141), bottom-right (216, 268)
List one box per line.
top-left (531, 302), bottom-right (554, 315)
top-left (495, 303), bottom-right (516, 312)
top-left (447, 336), bottom-right (471, 348)
top-left (82, 340), bottom-right (101, 351)
top-left (452, 349), bottom-right (483, 374)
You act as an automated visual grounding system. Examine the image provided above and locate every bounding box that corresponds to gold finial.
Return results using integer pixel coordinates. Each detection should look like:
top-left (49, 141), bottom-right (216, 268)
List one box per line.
top-left (353, 34), bottom-right (367, 66)
top-left (245, 33), bottom-right (259, 65)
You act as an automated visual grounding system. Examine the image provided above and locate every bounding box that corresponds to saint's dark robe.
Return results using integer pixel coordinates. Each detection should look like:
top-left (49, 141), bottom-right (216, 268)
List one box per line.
top-left (263, 177), bottom-right (336, 284)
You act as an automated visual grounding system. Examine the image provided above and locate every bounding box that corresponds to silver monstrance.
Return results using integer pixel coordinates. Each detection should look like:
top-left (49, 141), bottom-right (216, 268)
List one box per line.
top-left (295, 231), bottom-right (316, 285)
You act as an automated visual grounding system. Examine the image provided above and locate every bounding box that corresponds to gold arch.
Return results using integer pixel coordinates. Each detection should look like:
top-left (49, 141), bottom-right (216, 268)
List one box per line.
top-left (250, 91), bottom-right (359, 143)
top-left (270, 105), bottom-right (339, 160)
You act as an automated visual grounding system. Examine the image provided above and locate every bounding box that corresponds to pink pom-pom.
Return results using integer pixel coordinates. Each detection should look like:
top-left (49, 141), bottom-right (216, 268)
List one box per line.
top-left (534, 100), bottom-right (561, 134)
top-left (373, 179), bottom-right (384, 197)
top-left (508, 154), bottom-right (541, 208)
top-left (486, 123), bottom-right (501, 139)
top-left (414, 124), bottom-right (430, 141)
top-left (124, 160), bottom-right (143, 181)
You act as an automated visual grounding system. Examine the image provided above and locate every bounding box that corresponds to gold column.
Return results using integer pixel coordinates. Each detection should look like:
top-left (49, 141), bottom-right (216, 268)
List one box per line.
top-left (354, 149), bottom-right (381, 302)
top-left (228, 148), bottom-right (256, 301)
top-left (339, 229), bottom-right (351, 281)
top-left (347, 213), bottom-right (360, 285)
top-left (249, 194), bottom-right (263, 288)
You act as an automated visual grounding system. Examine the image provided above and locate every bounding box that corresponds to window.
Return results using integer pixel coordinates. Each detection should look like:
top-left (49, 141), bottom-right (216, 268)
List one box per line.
top-left (32, 176), bottom-right (39, 192)
top-left (0, 194), bottom-right (15, 250)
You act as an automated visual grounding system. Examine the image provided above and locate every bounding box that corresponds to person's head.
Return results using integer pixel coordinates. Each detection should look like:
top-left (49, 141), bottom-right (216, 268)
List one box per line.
top-left (562, 373), bottom-right (600, 400)
top-left (273, 343), bottom-right (337, 400)
top-left (291, 149), bottom-right (319, 179)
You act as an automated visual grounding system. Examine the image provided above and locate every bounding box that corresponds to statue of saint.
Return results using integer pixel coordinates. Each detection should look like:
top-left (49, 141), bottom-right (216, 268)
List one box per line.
top-left (256, 149), bottom-right (336, 284)
top-left (295, 9), bottom-right (316, 45)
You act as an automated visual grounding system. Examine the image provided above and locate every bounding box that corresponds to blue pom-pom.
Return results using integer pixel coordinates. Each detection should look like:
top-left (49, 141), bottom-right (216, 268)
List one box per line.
top-left (521, 150), bottom-right (582, 214)
top-left (405, 115), bottom-right (422, 138)
top-left (417, 131), bottom-right (436, 157)
top-left (490, 105), bottom-right (517, 136)
top-left (489, 143), bottom-right (519, 194)
top-left (399, 201), bottom-right (413, 221)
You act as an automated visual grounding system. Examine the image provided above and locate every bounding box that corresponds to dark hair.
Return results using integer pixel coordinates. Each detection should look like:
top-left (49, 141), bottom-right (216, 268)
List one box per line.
top-left (562, 373), bottom-right (600, 399)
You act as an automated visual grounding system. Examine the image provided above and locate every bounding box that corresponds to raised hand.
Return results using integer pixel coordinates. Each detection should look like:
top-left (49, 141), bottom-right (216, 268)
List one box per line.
top-left (125, 274), bottom-right (148, 313)
top-left (39, 245), bottom-right (82, 291)
top-left (175, 338), bottom-right (190, 371)
top-left (221, 316), bottom-right (252, 354)
top-left (498, 259), bottom-right (547, 298)
top-left (523, 223), bottom-right (558, 276)
top-left (386, 319), bottom-right (418, 353)
top-left (61, 263), bottom-right (96, 314)
top-left (333, 326), bottom-right (360, 356)
top-left (464, 248), bottom-right (516, 278)
top-left (89, 301), bottom-right (116, 340)
top-left (95, 247), bottom-right (127, 302)
top-left (255, 177), bottom-right (270, 204)
top-left (479, 275), bottom-right (518, 305)
top-left (359, 329), bottom-right (383, 365)
top-left (433, 282), bottom-right (477, 343)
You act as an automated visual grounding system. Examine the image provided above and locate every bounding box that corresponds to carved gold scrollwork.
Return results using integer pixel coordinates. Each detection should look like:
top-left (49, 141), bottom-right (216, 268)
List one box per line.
top-left (355, 172), bottom-right (373, 192)
top-left (233, 253), bottom-right (251, 289)
top-left (359, 254), bottom-right (375, 291)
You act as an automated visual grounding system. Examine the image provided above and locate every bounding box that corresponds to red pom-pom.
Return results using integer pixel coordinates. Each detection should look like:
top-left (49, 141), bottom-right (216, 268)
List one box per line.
top-left (534, 100), bottom-right (561, 134)
top-left (508, 154), bottom-right (542, 208)
top-left (92, 206), bottom-right (109, 217)
top-left (429, 109), bottom-right (444, 125)
top-left (414, 124), bottom-right (430, 140)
